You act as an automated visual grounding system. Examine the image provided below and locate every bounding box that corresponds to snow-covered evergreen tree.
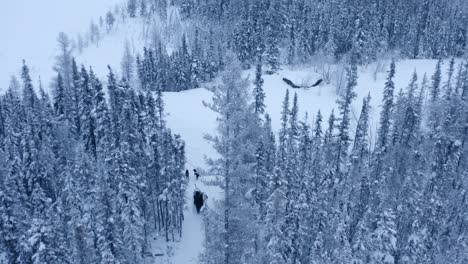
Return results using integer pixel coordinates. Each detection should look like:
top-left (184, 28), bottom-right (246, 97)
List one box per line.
top-left (336, 55), bottom-right (358, 172)
top-left (0, 56), bottom-right (186, 263)
top-left (253, 60), bottom-right (266, 116)
top-left (204, 53), bottom-right (259, 264)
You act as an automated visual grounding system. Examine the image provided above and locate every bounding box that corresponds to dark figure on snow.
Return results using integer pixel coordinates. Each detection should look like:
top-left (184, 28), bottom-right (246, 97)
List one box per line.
top-left (282, 78), bottom-right (301, 88)
top-left (311, 79), bottom-right (323, 87)
top-left (194, 169), bottom-right (200, 180)
top-left (193, 190), bottom-right (205, 213)
top-left (282, 77), bottom-right (323, 89)
top-left (185, 169), bottom-right (189, 178)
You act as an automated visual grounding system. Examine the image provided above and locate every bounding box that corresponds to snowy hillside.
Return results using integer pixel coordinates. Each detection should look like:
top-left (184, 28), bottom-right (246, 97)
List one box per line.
top-left (0, 0), bottom-right (124, 88)
top-left (0, 1), bottom-right (192, 94)
top-left (78, 5), bottom-right (189, 80)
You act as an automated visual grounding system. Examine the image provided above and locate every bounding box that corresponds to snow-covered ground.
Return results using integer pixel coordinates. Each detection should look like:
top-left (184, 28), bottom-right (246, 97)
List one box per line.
top-left (0, 0), bottom-right (124, 89)
top-left (78, 5), bottom-right (188, 81)
top-left (0, 1), bottom-right (191, 94)
top-left (162, 87), bottom-right (222, 263)
top-left (240, 59), bottom-right (445, 134)
top-left (165, 88), bottom-right (219, 168)
top-left (78, 17), bottom-right (148, 77)
top-left (146, 171), bottom-right (222, 264)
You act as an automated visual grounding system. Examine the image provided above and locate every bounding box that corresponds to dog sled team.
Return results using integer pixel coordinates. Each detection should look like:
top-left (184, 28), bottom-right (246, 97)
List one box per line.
top-left (186, 168), bottom-right (207, 213)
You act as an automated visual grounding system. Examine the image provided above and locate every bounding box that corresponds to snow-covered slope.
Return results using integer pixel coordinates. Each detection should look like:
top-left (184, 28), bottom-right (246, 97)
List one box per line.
top-left (77, 17), bottom-right (148, 76)
top-left (0, 1), bottom-right (189, 93)
top-left (0, 0), bottom-right (124, 89)
top-left (77, 5), bottom-right (188, 80)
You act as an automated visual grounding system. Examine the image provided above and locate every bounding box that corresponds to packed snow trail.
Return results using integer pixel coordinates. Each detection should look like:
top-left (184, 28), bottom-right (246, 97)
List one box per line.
top-left (148, 166), bottom-right (222, 263)
top-left (165, 172), bottom-right (215, 263)
top-left (158, 88), bottom-right (222, 263)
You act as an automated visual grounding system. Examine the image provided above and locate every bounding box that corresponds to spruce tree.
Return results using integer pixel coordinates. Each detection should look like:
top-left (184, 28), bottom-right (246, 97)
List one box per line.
top-left (127, 0), bottom-right (137, 17)
top-left (253, 60), bottom-right (266, 116)
top-left (336, 55), bottom-right (358, 172)
top-left (352, 94), bottom-right (371, 162)
top-left (278, 89), bottom-right (290, 175)
top-left (53, 74), bottom-right (66, 117)
top-left (79, 67), bottom-right (97, 158)
top-left (121, 40), bottom-right (135, 85)
top-left (430, 59), bottom-right (442, 102)
top-left (313, 110), bottom-right (323, 140)
top-left (116, 79), bottom-right (144, 263)
top-left (204, 54), bottom-right (258, 264)
top-left (377, 60), bottom-right (396, 151)
top-left (265, 0), bottom-right (282, 74)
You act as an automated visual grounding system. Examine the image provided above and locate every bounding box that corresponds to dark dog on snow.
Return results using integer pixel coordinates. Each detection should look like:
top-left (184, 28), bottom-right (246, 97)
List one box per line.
top-left (193, 169), bottom-right (200, 180)
top-left (194, 190), bottom-right (205, 213)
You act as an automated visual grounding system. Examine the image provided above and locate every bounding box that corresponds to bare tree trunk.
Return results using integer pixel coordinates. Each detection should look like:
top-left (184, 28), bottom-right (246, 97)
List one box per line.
top-left (158, 200), bottom-right (163, 232)
top-left (224, 164), bottom-right (230, 264)
top-left (151, 194), bottom-right (158, 229)
top-left (224, 90), bottom-right (231, 264)
top-left (165, 200), bottom-right (169, 242)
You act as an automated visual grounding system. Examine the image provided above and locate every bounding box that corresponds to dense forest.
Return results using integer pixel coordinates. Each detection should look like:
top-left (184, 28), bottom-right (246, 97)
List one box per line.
top-left (202, 55), bottom-right (468, 263)
top-left (0, 0), bottom-right (467, 263)
top-left (120, 0), bottom-right (468, 92)
top-left (0, 57), bottom-right (186, 262)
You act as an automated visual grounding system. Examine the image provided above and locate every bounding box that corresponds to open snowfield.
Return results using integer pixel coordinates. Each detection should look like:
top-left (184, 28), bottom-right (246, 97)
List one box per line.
top-left (258, 59), bottom-right (444, 134)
